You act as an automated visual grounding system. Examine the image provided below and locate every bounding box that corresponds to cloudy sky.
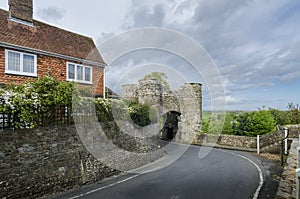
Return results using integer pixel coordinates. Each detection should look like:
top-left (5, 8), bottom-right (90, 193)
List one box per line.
top-left (1, 0), bottom-right (299, 110)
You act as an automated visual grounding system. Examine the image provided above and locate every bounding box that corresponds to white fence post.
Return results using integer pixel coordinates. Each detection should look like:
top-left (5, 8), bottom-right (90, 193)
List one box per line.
top-left (257, 135), bottom-right (260, 154)
top-left (284, 128), bottom-right (288, 155)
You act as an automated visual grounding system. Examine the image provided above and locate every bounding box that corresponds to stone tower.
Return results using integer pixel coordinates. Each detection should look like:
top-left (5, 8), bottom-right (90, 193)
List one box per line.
top-left (176, 83), bottom-right (202, 143)
top-left (137, 79), bottom-right (163, 106)
top-left (121, 84), bottom-right (138, 102)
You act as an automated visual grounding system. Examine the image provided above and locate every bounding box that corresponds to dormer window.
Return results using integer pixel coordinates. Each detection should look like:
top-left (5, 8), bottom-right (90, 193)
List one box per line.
top-left (5, 49), bottom-right (37, 77)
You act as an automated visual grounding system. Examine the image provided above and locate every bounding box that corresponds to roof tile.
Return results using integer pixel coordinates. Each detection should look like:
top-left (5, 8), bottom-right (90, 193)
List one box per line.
top-left (0, 8), bottom-right (104, 64)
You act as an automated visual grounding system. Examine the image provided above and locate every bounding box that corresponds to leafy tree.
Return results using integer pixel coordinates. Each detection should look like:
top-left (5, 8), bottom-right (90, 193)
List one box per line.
top-left (287, 102), bottom-right (300, 124)
top-left (200, 112), bottom-right (229, 135)
top-left (143, 72), bottom-right (170, 91)
top-left (221, 112), bottom-right (235, 135)
top-left (268, 108), bottom-right (291, 125)
top-left (233, 110), bottom-right (276, 136)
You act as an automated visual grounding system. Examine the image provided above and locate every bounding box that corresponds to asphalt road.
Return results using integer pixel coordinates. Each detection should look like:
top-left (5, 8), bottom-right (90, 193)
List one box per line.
top-left (51, 144), bottom-right (267, 199)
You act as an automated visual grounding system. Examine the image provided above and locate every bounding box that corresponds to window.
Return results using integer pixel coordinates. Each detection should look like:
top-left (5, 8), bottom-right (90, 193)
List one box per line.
top-left (85, 67), bottom-right (91, 82)
top-left (77, 65), bottom-right (83, 81)
top-left (67, 62), bottom-right (92, 84)
top-left (68, 64), bottom-right (75, 80)
top-left (5, 50), bottom-right (37, 77)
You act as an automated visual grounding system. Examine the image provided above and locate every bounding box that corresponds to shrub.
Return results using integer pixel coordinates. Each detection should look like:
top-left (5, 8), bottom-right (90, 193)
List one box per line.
top-left (128, 102), bottom-right (151, 127)
top-left (268, 108), bottom-right (291, 125)
top-left (233, 110), bottom-right (276, 136)
top-left (94, 98), bottom-right (114, 122)
top-left (0, 75), bottom-right (74, 129)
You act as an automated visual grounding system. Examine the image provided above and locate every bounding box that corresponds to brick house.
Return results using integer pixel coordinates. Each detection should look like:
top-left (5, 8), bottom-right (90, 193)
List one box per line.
top-left (0, 0), bottom-right (106, 97)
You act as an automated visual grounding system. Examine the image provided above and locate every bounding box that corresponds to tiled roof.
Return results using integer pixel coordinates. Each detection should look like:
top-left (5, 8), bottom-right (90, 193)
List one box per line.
top-left (0, 8), bottom-right (105, 65)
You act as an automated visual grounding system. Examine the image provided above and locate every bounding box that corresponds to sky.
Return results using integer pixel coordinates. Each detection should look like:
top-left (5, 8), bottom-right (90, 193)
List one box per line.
top-left (0, 0), bottom-right (299, 111)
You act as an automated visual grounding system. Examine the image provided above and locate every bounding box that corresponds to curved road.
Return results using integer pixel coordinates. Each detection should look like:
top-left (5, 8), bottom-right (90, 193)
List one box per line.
top-left (54, 145), bottom-right (263, 199)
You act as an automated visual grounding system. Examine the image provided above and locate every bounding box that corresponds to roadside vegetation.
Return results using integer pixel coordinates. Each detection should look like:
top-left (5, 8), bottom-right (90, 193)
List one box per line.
top-left (0, 75), bottom-right (154, 129)
top-left (201, 103), bottom-right (300, 136)
top-left (2, 73), bottom-right (297, 137)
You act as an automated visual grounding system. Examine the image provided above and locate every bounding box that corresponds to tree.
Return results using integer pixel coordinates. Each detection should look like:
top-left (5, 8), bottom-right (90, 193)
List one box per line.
top-left (287, 102), bottom-right (300, 124)
top-left (222, 112), bottom-right (234, 135)
top-left (143, 72), bottom-right (170, 91)
top-left (233, 110), bottom-right (276, 136)
top-left (268, 108), bottom-right (291, 125)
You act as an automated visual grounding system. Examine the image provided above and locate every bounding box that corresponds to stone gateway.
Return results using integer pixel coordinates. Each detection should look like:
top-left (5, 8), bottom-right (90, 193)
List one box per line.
top-left (122, 78), bottom-right (202, 143)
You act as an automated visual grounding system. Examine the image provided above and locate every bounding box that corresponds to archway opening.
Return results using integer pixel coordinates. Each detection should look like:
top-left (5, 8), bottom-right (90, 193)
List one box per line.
top-left (161, 111), bottom-right (181, 141)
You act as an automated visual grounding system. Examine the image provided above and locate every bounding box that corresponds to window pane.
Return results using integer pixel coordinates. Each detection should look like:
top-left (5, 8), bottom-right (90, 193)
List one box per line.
top-left (8, 51), bottom-right (20, 71)
top-left (77, 65), bottom-right (83, 81)
top-left (85, 67), bottom-right (91, 82)
top-left (23, 54), bottom-right (34, 73)
top-left (68, 64), bottom-right (75, 79)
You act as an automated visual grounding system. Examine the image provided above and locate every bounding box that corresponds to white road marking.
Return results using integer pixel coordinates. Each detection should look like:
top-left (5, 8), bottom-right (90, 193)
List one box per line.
top-left (223, 150), bottom-right (264, 199)
top-left (68, 174), bottom-right (142, 199)
top-left (69, 147), bottom-right (264, 199)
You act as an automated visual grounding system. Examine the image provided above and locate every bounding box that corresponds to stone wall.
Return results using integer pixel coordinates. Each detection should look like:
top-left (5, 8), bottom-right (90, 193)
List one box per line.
top-left (194, 134), bottom-right (257, 149)
top-left (137, 79), bottom-right (163, 106)
top-left (276, 139), bottom-right (298, 198)
top-left (0, 117), bottom-right (165, 199)
top-left (121, 84), bottom-right (138, 102)
top-left (194, 132), bottom-right (282, 152)
top-left (286, 125), bottom-right (300, 138)
top-left (162, 92), bottom-right (180, 114)
top-left (0, 126), bottom-right (118, 199)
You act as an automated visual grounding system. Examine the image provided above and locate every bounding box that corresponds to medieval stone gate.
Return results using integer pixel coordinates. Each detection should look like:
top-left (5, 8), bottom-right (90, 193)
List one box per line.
top-left (122, 78), bottom-right (202, 143)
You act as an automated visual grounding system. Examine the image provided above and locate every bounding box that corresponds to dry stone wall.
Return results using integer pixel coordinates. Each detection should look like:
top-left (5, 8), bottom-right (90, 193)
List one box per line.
top-left (0, 122), bottom-right (164, 198)
top-left (0, 126), bottom-right (118, 199)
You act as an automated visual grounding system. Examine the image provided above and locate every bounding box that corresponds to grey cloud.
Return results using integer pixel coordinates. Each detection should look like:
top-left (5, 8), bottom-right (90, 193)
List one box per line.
top-left (186, 0), bottom-right (300, 90)
top-left (96, 32), bottom-right (116, 46)
top-left (106, 0), bottom-right (299, 110)
top-left (123, 3), bottom-right (166, 28)
top-left (37, 6), bottom-right (65, 23)
top-left (258, 41), bottom-right (300, 83)
top-left (174, 1), bottom-right (193, 15)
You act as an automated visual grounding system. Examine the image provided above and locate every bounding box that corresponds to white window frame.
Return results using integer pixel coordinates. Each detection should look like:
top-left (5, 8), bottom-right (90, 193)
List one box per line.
top-left (5, 49), bottom-right (37, 77)
top-left (66, 62), bottom-right (92, 84)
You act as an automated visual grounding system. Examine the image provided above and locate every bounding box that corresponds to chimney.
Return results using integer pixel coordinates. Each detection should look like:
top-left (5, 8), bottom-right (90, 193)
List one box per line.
top-left (9, 0), bottom-right (33, 24)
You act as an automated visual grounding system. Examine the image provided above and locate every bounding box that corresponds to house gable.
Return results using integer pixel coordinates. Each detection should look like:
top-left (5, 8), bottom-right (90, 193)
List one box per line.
top-left (0, 0), bottom-right (106, 97)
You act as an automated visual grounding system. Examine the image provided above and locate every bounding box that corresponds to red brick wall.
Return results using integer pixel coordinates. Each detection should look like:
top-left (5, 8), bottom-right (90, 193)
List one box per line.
top-left (0, 47), bottom-right (104, 96)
